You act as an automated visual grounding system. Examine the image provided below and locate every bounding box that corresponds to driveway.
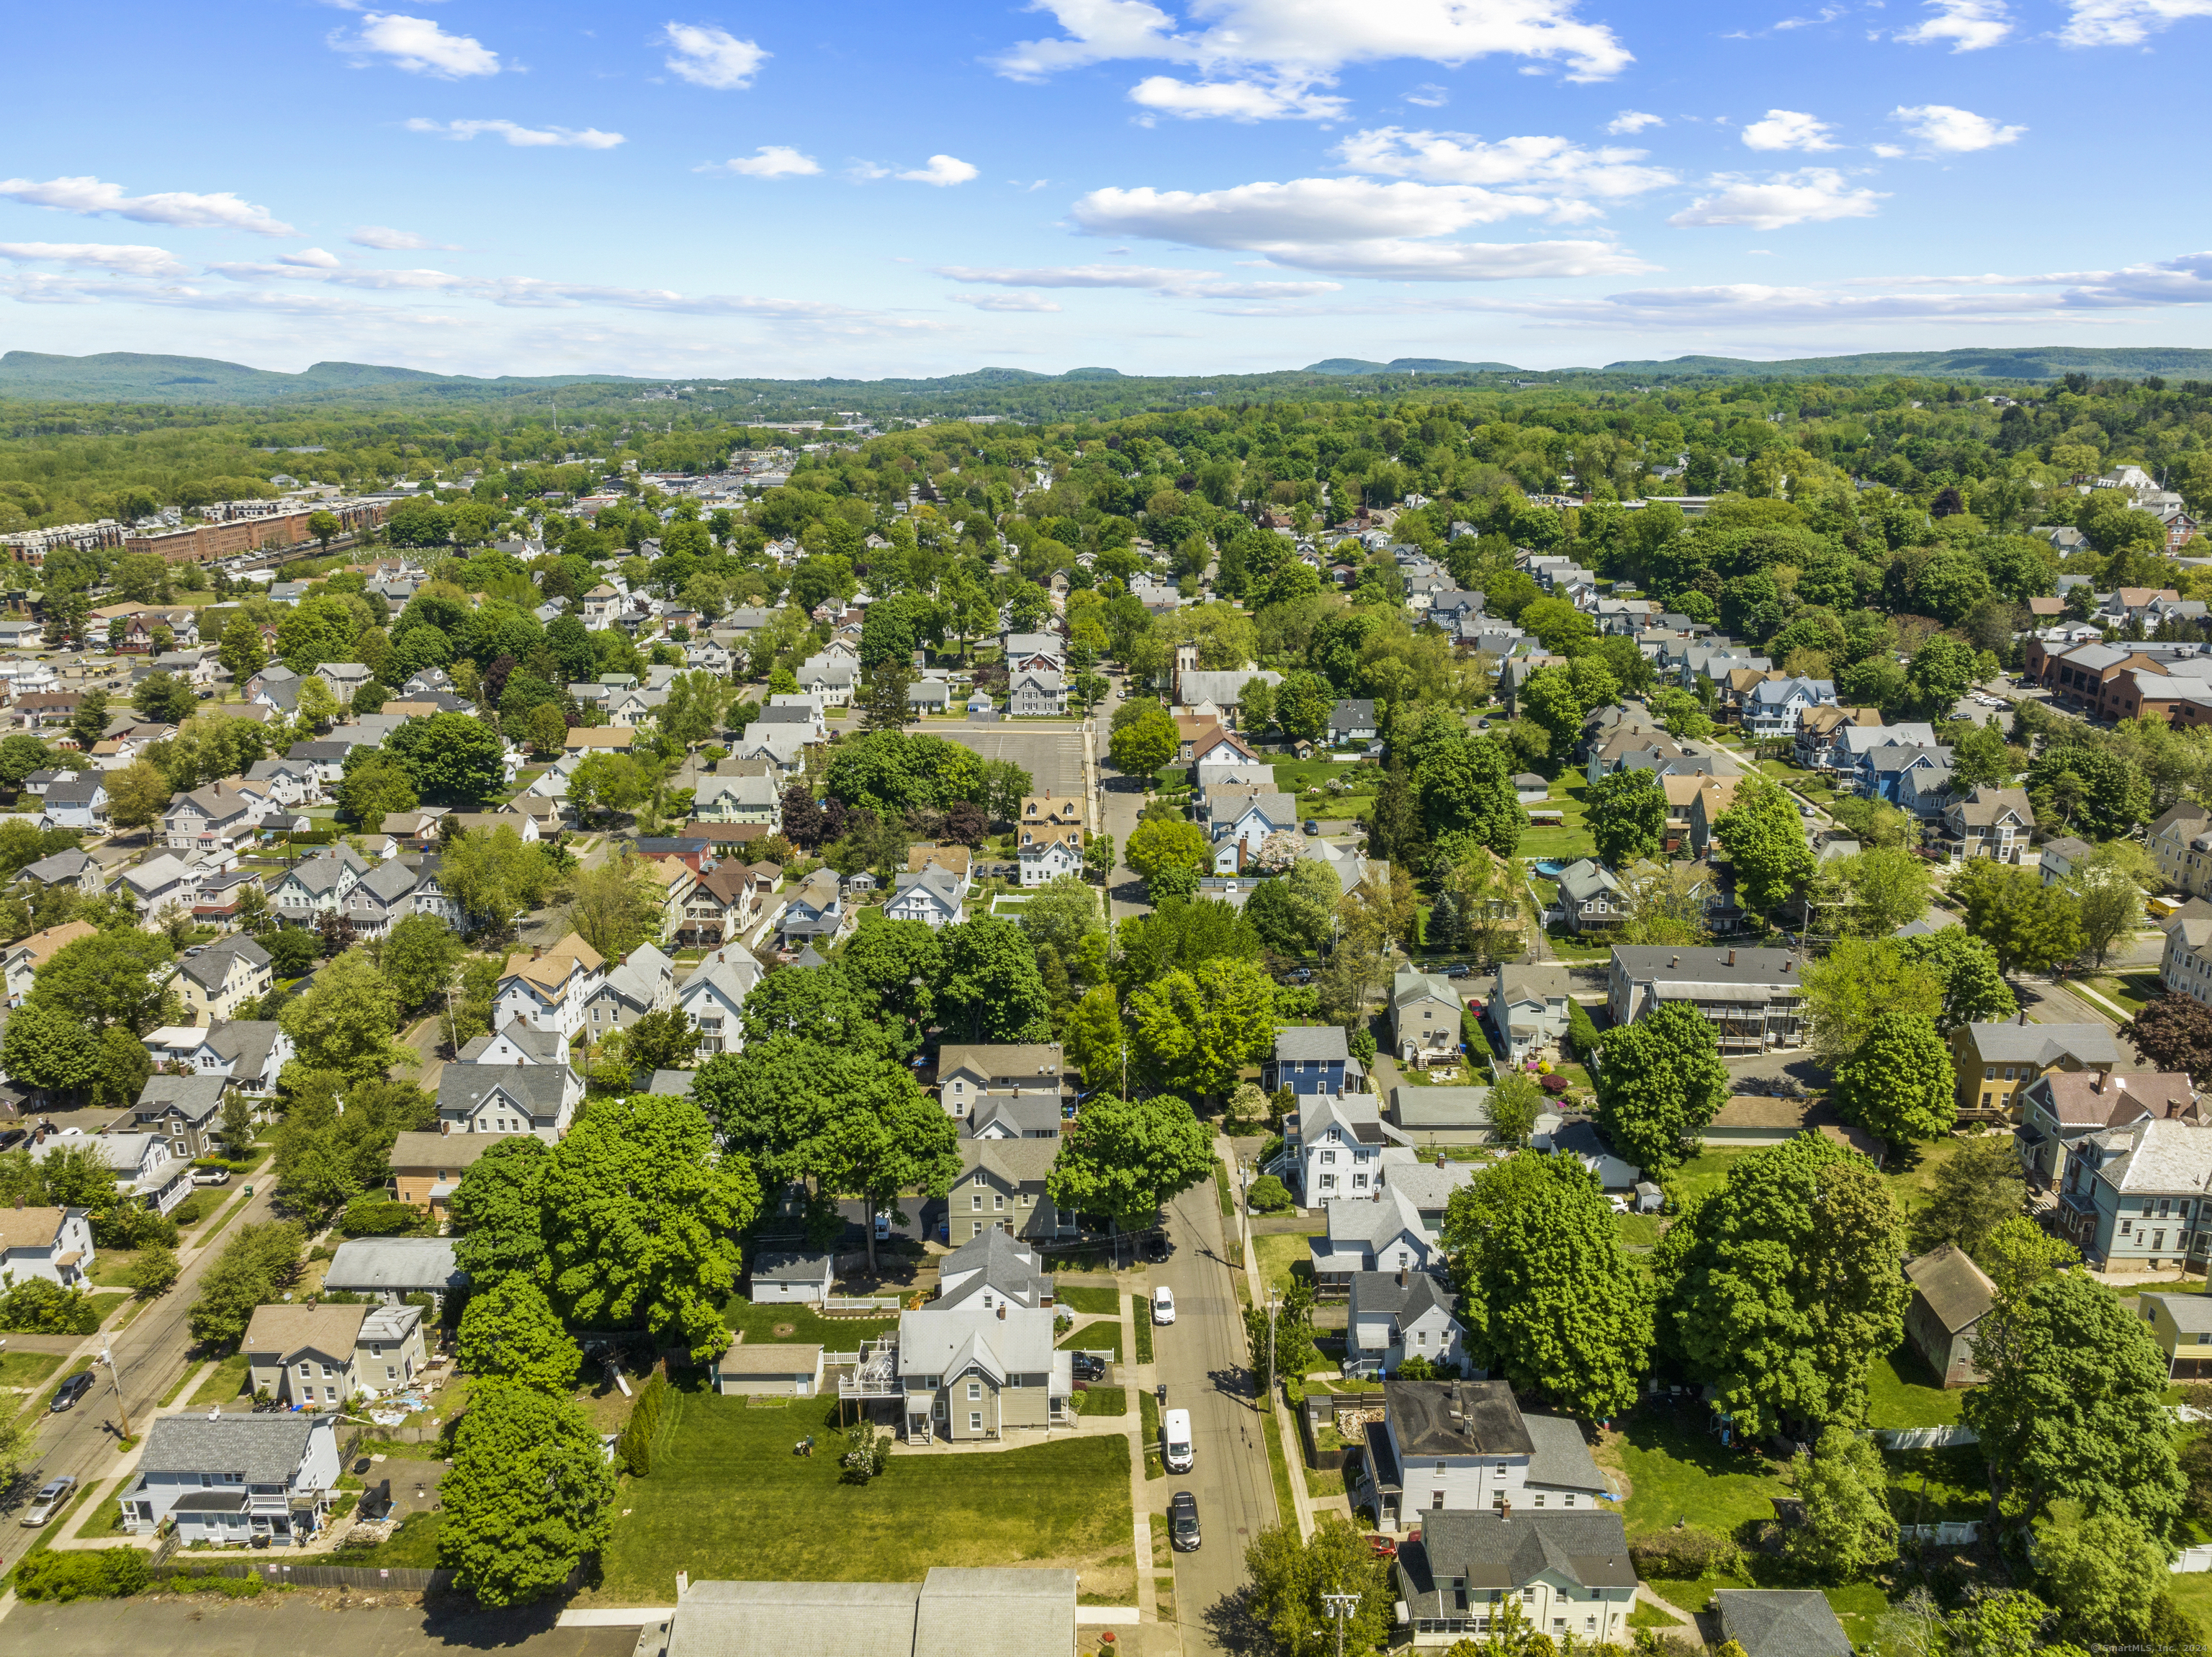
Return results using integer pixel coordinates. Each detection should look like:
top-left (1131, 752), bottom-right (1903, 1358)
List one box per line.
top-left (1154, 1172), bottom-right (1278, 1654)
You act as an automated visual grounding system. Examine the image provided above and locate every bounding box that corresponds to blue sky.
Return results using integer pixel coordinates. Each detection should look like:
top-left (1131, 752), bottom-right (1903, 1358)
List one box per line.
top-left (4, 0), bottom-right (2209, 378)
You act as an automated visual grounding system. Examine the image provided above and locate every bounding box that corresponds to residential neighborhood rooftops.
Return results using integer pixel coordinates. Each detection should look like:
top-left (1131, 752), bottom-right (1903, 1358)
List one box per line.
top-left (138, 1412), bottom-right (327, 1484)
top-left (1386, 1377), bottom-right (1534, 1458)
top-left (1964, 1018), bottom-right (2120, 1067)
top-left (323, 1236), bottom-right (464, 1294)
top-left (1273, 1025), bottom-right (1351, 1062)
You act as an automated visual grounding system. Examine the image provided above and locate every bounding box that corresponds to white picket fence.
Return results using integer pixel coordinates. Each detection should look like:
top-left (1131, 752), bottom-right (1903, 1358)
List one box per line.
top-left (2174, 1545), bottom-right (2212, 1575)
top-left (824, 1295), bottom-right (904, 1313)
top-left (1899, 1522), bottom-right (1980, 1545)
top-left (1875, 1426), bottom-right (1979, 1450)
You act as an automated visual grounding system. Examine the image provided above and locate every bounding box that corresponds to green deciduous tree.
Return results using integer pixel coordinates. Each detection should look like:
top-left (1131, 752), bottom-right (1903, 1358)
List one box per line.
top-left (1784, 1425), bottom-right (1898, 1581)
top-left (1244, 859), bottom-right (1341, 956)
top-left (278, 948), bottom-right (410, 1081)
top-left (542, 1093), bottom-right (757, 1359)
top-left (1443, 1151), bottom-right (1652, 1421)
top-left (1064, 984), bottom-right (1130, 1090)
top-left (1653, 1133), bottom-right (1910, 1438)
top-left (438, 1382), bottom-right (616, 1607)
top-left (386, 711), bottom-right (508, 805)
top-left (935, 914), bottom-right (1053, 1043)
top-left (1961, 1269), bottom-right (2183, 1533)
top-left (1832, 1011), bottom-right (1955, 1143)
top-left (1586, 769), bottom-right (1667, 867)
top-left (381, 912), bottom-right (465, 1011)
top-left (1912, 1133), bottom-right (2028, 1259)
top-left (2034, 1503), bottom-right (2173, 1645)
top-left (1243, 1517), bottom-right (1395, 1657)
top-left (104, 760), bottom-right (171, 840)
top-left (186, 1220), bottom-right (304, 1347)
top-left (1128, 956), bottom-right (1277, 1101)
top-left (1809, 846), bottom-right (1931, 938)
top-left (439, 826), bottom-right (557, 938)
top-left (1108, 699), bottom-right (1177, 782)
top-left (1713, 771), bottom-right (1815, 915)
top-left (451, 1135), bottom-right (554, 1289)
top-left (1894, 928), bottom-right (2017, 1030)
top-left (1125, 817), bottom-right (1211, 894)
top-left (1951, 861), bottom-right (2086, 977)
top-left (336, 752), bottom-right (418, 832)
top-left (1046, 1090), bottom-right (1213, 1234)
top-left (1593, 1000), bottom-right (1730, 1175)
top-left (457, 1277), bottom-right (581, 1396)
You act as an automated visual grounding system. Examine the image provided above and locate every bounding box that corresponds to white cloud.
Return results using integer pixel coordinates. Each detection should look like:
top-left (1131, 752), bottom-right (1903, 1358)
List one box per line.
top-left (403, 118), bottom-right (626, 148)
top-left (992, 0), bottom-right (1633, 128)
top-left (1129, 76), bottom-right (1346, 120)
top-left (706, 146), bottom-right (821, 177)
top-left (329, 14), bottom-right (501, 77)
top-left (279, 248), bottom-right (343, 269)
top-left (349, 225), bottom-right (458, 251)
top-left (1605, 110), bottom-right (1663, 134)
top-left (1405, 83), bottom-right (1450, 107)
top-left (1895, 0), bottom-right (2013, 48)
top-left (2058, 0), bottom-right (2212, 42)
top-left (0, 175), bottom-right (295, 238)
top-left (935, 261), bottom-right (1343, 297)
top-left (1892, 103), bottom-right (2024, 150)
top-left (1332, 127), bottom-right (1675, 202)
top-left (1871, 143), bottom-right (1907, 157)
top-left (1670, 169), bottom-right (1886, 228)
top-left (1740, 109), bottom-right (1838, 151)
top-left (661, 22), bottom-right (768, 89)
top-left (951, 292), bottom-right (1064, 311)
top-left (1070, 176), bottom-right (1649, 279)
top-left (0, 242), bottom-right (189, 278)
top-left (898, 155), bottom-right (979, 187)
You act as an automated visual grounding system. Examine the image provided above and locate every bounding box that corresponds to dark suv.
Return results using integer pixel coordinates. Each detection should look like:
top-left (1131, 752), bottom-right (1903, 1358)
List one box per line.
top-left (1069, 1352), bottom-right (1107, 1383)
top-left (1170, 1491), bottom-right (1201, 1552)
top-left (49, 1372), bottom-right (94, 1412)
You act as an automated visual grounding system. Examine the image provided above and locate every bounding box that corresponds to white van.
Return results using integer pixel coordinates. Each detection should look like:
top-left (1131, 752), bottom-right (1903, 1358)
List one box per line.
top-left (1162, 1407), bottom-right (1194, 1473)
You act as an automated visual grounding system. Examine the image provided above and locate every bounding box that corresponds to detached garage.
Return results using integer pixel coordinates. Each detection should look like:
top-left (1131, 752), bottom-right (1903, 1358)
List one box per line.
top-left (750, 1250), bottom-right (835, 1305)
top-left (711, 1343), bottom-right (824, 1398)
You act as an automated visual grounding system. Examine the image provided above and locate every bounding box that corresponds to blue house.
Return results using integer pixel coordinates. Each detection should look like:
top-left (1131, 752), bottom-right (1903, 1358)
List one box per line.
top-left (1855, 742), bottom-right (1951, 804)
top-left (1263, 1025), bottom-right (1360, 1097)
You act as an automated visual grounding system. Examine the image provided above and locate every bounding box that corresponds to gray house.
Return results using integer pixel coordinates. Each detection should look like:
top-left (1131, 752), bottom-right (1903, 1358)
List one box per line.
top-left (1713, 1591), bottom-right (1854, 1657)
top-left (1483, 962), bottom-right (1574, 1067)
top-left (321, 1236), bottom-right (467, 1309)
top-left (125, 1413), bottom-right (340, 1545)
top-left (1902, 1243), bottom-right (1997, 1386)
top-left (1390, 965), bottom-right (1464, 1069)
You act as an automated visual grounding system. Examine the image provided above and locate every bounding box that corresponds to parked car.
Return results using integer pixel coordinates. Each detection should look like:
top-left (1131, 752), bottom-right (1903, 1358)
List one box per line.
top-left (1170, 1490), bottom-right (1202, 1551)
top-left (1301, 819), bottom-right (1321, 835)
top-left (192, 1169), bottom-right (231, 1187)
top-left (1152, 1286), bottom-right (1176, 1326)
top-left (1367, 1533), bottom-right (1398, 1559)
top-left (873, 1213), bottom-right (890, 1241)
top-left (1069, 1352), bottom-right (1107, 1383)
top-left (1443, 964), bottom-right (1471, 979)
top-left (20, 1476), bottom-right (75, 1526)
top-left (49, 1372), bottom-right (93, 1413)
top-left (1146, 1233), bottom-right (1169, 1264)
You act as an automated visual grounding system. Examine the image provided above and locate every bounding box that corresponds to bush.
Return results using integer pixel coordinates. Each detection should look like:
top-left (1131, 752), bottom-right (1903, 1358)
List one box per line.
top-left (1539, 1073), bottom-right (1570, 1095)
top-left (15, 1547), bottom-right (146, 1602)
top-left (0, 1277), bottom-right (102, 1334)
top-left (169, 1190), bottom-right (217, 1226)
top-left (1629, 1525), bottom-right (1736, 1581)
top-left (1246, 1174), bottom-right (1296, 1215)
top-left (92, 1200), bottom-right (179, 1251)
top-left (340, 1197), bottom-right (431, 1237)
top-left (163, 1571), bottom-right (263, 1599)
top-left (1566, 999), bottom-right (1601, 1061)
top-left (1348, 1027), bottom-right (1377, 1066)
top-left (264, 928), bottom-right (317, 977)
top-left (617, 1375), bottom-right (672, 1476)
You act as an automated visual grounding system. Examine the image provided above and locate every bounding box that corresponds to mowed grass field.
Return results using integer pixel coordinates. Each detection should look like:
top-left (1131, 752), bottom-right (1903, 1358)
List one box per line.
top-left (587, 1388), bottom-right (1136, 1606)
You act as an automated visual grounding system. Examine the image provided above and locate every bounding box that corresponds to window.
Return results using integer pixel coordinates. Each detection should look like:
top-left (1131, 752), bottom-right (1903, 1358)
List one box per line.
top-left (968, 1412), bottom-right (982, 1432)
top-left (1981, 1092), bottom-right (1992, 1108)
top-left (1417, 1332), bottom-right (1428, 1347)
top-left (1984, 1067), bottom-right (1995, 1081)
top-left (1533, 1493), bottom-right (1545, 1506)
top-left (2154, 1231), bottom-right (2167, 1252)
top-left (1564, 1494), bottom-right (1575, 1507)
top-left (1433, 1491), bottom-right (1446, 1509)
top-left (994, 1195), bottom-right (1004, 1211)
top-left (972, 1195), bottom-right (982, 1211)
top-left (2123, 1220), bottom-right (2133, 1236)
top-left (298, 1362), bottom-right (311, 1378)
top-left (972, 1222), bottom-right (984, 1238)
top-left (968, 1381), bottom-right (981, 1401)
top-left (974, 1173), bottom-right (986, 1187)
top-left (2003, 1067), bottom-right (2016, 1082)
top-left (386, 1366), bottom-right (396, 1381)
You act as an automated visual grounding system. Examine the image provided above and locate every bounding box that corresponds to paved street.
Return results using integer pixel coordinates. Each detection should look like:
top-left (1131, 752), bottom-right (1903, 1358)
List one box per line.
top-left (0, 1597), bottom-right (634, 1657)
top-left (1154, 1170), bottom-right (1277, 1653)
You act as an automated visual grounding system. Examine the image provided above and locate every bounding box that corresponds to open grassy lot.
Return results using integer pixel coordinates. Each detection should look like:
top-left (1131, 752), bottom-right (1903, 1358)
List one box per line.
top-left (1866, 1344), bottom-right (1964, 1429)
top-left (588, 1390), bottom-right (1134, 1605)
top-left (1055, 1285), bottom-right (1121, 1317)
top-left (1521, 776), bottom-right (1596, 863)
top-left (189, 1351), bottom-right (252, 1406)
top-left (1058, 1319), bottom-right (1123, 1361)
top-left (0, 1352), bottom-right (61, 1421)
top-left (1605, 1409), bottom-right (1790, 1540)
top-left (1254, 1229), bottom-right (1320, 1297)
top-left (1661, 1148), bottom-right (1763, 1211)
top-left (724, 1298), bottom-right (898, 1349)
top-left (332, 1509), bottom-right (443, 1568)
top-left (1882, 1444), bottom-right (1987, 1524)
top-left (2089, 971), bottom-right (2163, 1018)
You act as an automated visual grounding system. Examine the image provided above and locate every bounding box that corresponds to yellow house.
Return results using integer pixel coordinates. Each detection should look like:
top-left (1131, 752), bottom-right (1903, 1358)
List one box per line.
top-left (1948, 1015), bottom-right (2120, 1120)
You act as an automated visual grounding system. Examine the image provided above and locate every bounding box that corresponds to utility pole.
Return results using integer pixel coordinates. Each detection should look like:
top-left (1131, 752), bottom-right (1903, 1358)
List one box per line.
top-left (99, 1339), bottom-right (130, 1440)
top-left (1267, 1287), bottom-right (1281, 1396)
top-left (1321, 1591), bottom-right (1362, 1657)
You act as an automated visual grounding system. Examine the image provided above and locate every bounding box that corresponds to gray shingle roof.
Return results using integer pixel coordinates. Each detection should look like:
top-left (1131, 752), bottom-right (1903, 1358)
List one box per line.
top-left (140, 1413), bottom-right (325, 1483)
top-left (177, 935), bottom-right (270, 992)
top-left (438, 1064), bottom-right (571, 1118)
top-left (1391, 1087), bottom-right (1493, 1133)
top-left (1904, 1244), bottom-right (1996, 1335)
top-left (1523, 1412), bottom-right (1610, 1492)
top-left (323, 1236), bottom-right (464, 1294)
top-left (1274, 1025), bottom-right (1350, 1063)
top-left (1714, 1591), bottom-right (1854, 1657)
top-left (1964, 1020), bottom-right (2118, 1067)
top-left (1398, 1509), bottom-right (1634, 1615)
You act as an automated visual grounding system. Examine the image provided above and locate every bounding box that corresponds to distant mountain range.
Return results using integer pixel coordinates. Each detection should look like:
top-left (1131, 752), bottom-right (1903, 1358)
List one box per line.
top-left (7, 344), bottom-right (2212, 408)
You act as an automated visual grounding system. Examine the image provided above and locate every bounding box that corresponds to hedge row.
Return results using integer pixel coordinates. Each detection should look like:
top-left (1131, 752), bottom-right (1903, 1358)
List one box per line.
top-left (617, 1375), bottom-right (673, 1476)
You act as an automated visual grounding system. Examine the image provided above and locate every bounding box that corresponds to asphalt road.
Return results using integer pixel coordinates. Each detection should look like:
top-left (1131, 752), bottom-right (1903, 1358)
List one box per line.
top-left (7, 1180), bottom-right (282, 1520)
top-left (0, 1597), bottom-right (634, 1656)
top-left (1155, 1172), bottom-right (1277, 1654)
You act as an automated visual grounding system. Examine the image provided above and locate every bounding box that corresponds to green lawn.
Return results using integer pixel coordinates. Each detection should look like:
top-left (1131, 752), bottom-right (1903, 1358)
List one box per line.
top-left (1606, 1412), bottom-right (1791, 1539)
top-left (588, 1391), bottom-right (1134, 1604)
top-left (0, 1352), bottom-right (60, 1420)
top-left (1073, 1385), bottom-right (1128, 1416)
top-left (2165, 1571), bottom-right (2212, 1638)
top-left (1254, 1229), bottom-right (1320, 1297)
top-left (1881, 1136), bottom-right (1968, 1227)
top-left (1059, 1319), bottom-right (1123, 1361)
top-left (724, 1298), bottom-right (898, 1349)
top-left (1614, 1211), bottom-right (1666, 1249)
top-left (189, 1351), bottom-right (252, 1406)
top-left (1865, 1344), bottom-right (1964, 1429)
top-left (1662, 1149), bottom-right (1763, 1212)
top-left (1521, 776), bottom-right (1596, 863)
top-left (88, 1251), bottom-right (141, 1290)
top-left (2090, 971), bottom-right (2163, 1018)
top-left (1881, 1445), bottom-right (1987, 1524)
top-left (1055, 1285), bottom-right (1121, 1317)
top-left (1133, 1295), bottom-right (1154, 1365)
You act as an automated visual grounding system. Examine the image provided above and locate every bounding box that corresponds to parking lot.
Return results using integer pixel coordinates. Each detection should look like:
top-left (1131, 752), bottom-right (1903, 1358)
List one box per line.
top-left (932, 726), bottom-right (1090, 797)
